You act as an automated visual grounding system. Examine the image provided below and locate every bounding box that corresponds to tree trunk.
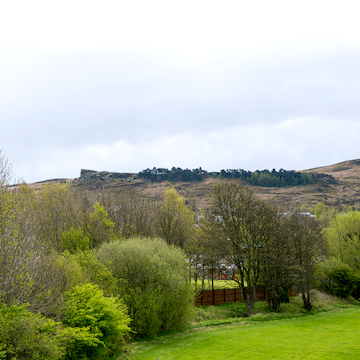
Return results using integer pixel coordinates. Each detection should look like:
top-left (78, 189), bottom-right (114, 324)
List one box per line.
top-left (240, 285), bottom-right (257, 317)
top-left (302, 291), bottom-right (312, 311)
top-left (245, 298), bottom-right (256, 317)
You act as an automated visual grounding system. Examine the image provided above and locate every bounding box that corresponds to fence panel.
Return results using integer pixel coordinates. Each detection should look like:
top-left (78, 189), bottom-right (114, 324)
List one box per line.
top-left (195, 287), bottom-right (297, 306)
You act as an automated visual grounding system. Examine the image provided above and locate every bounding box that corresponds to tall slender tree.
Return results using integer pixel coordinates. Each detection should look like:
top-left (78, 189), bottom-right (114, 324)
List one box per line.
top-left (287, 212), bottom-right (324, 310)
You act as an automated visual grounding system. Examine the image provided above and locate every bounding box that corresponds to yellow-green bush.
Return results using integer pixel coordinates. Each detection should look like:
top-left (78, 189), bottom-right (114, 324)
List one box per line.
top-left (98, 237), bottom-right (194, 338)
top-left (61, 283), bottom-right (131, 359)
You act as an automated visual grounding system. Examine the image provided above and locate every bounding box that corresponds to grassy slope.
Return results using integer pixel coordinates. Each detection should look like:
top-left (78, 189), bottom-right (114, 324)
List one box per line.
top-left (261, 159), bottom-right (360, 211)
top-left (64, 159), bottom-right (360, 212)
top-left (121, 291), bottom-right (360, 359)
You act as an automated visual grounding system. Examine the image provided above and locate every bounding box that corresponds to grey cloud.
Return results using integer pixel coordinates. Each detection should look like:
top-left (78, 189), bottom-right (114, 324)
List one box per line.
top-left (1, 47), bottom-right (360, 182)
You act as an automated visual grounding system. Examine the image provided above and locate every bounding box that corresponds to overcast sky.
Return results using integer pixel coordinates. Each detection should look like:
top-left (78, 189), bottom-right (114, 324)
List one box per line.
top-left (1, 0), bottom-right (360, 183)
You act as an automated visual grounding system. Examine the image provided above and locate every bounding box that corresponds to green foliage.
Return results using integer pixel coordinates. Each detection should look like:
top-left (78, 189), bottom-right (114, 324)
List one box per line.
top-left (156, 188), bottom-right (195, 249)
top-left (0, 303), bottom-right (68, 360)
top-left (138, 166), bottom-right (316, 187)
top-left (97, 238), bottom-right (194, 338)
top-left (285, 212), bottom-right (325, 311)
top-left (87, 202), bottom-right (116, 248)
top-left (203, 181), bottom-right (293, 315)
top-left (61, 283), bottom-right (131, 359)
top-left (59, 227), bottom-right (90, 254)
top-left (324, 209), bottom-right (360, 270)
top-left (35, 186), bottom-right (116, 252)
top-left (312, 202), bottom-right (328, 220)
top-left (317, 258), bottom-right (360, 298)
top-left (55, 252), bottom-right (85, 292)
top-left (59, 250), bottom-right (117, 297)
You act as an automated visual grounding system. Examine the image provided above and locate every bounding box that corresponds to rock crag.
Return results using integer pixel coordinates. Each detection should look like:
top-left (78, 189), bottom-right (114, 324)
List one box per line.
top-left (79, 169), bottom-right (136, 182)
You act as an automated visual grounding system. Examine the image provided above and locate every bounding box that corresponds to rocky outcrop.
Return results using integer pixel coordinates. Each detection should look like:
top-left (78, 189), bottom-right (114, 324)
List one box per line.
top-left (79, 169), bottom-right (136, 182)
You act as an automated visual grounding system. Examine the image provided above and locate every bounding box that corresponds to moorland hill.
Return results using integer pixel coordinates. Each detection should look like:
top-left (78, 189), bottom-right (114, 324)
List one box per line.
top-left (29, 159), bottom-right (360, 212)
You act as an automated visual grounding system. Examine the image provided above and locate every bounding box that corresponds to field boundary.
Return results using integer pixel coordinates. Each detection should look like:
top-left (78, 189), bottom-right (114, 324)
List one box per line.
top-left (195, 287), bottom-right (298, 306)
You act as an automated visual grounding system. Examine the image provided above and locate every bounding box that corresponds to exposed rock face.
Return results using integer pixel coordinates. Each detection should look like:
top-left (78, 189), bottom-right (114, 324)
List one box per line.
top-left (79, 169), bottom-right (136, 182)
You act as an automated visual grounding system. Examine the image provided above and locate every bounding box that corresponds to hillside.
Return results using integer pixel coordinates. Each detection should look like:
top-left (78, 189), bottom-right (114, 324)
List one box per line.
top-left (30, 159), bottom-right (360, 212)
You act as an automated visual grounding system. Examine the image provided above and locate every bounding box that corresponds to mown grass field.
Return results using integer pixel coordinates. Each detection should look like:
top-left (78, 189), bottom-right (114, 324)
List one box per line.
top-left (126, 309), bottom-right (360, 359)
top-left (120, 292), bottom-right (360, 359)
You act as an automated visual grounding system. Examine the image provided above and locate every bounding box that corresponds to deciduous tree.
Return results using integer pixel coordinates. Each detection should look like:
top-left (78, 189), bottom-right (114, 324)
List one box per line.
top-left (287, 212), bottom-right (324, 310)
top-left (204, 181), bottom-right (277, 316)
top-left (97, 237), bottom-right (194, 338)
top-left (156, 188), bottom-right (195, 249)
top-left (324, 209), bottom-right (360, 270)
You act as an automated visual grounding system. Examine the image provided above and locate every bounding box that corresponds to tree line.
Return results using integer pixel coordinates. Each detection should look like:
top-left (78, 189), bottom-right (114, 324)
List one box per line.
top-left (138, 166), bottom-right (314, 187)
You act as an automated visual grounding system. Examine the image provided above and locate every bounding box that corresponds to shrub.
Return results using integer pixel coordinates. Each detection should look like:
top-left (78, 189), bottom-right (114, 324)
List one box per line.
top-left (317, 258), bottom-right (360, 298)
top-left (59, 227), bottom-right (90, 254)
top-left (61, 283), bottom-right (131, 359)
top-left (0, 303), bottom-right (67, 360)
top-left (58, 250), bottom-right (117, 297)
top-left (97, 237), bottom-right (194, 338)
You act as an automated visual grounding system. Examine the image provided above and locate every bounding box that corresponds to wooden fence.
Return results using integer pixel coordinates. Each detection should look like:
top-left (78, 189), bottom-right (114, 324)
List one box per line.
top-left (195, 287), bottom-right (298, 306)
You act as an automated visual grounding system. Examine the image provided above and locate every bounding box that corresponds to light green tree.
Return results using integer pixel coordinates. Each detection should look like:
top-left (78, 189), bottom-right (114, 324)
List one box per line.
top-left (324, 209), bottom-right (360, 270)
top-left (0, 303), bottom-right (70, 360)
top-left (59, 227), bottom-right (90, 254)
top-left (312, 202), bottom-right (329, 221)
top-left (156, 188), bottom-right (195, 248)
top-left (61, 283), bottom-right (131, 359)
top-left (97, 237), bottom-right (194, 338)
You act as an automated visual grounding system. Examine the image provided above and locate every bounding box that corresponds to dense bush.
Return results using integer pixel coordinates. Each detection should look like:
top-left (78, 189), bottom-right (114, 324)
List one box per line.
top-left (317, 258), bottom-right (360, 298)
top-left (59, 227), bottom-right (90, 254)
top-left (58, 250), bottom-right (117, 297)
top-left (0, 303), bottom-right (67, 360)
top-left (61, 283), bottom-right (131, 359)
top-left (97, 238), bottom-right (194, 338)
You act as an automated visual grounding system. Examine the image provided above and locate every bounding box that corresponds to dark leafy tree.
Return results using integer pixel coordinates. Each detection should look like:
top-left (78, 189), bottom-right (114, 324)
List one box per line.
top-left (262, 215), bottom-right (296, 311)
top-left (203, 181), bottom-right (278, 316)
top-left (138, 166), bottom-right (314, 186)
top-left (286, 212), bottom-right (325, 310)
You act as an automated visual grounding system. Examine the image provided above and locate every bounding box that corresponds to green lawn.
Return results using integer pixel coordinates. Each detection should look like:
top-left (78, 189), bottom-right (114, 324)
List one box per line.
top-left (125, 308), bottom-right (360, 359)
